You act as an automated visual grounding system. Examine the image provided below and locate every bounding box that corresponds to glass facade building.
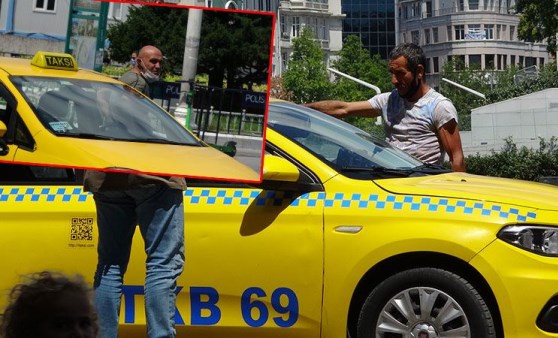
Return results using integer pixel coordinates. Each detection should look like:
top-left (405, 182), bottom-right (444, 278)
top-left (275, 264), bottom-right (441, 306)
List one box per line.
top-left (341, 0), bottom-right (396, 59)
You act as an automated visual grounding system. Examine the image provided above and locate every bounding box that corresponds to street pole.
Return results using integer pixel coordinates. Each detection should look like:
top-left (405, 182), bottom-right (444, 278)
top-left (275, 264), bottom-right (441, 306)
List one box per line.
top-left (176, 8), bottom-right (202, 130)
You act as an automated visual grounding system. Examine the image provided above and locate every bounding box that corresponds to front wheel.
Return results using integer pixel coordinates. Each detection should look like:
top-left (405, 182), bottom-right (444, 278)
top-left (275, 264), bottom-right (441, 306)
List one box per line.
top-left (357, 268), bottom-right (496, 338)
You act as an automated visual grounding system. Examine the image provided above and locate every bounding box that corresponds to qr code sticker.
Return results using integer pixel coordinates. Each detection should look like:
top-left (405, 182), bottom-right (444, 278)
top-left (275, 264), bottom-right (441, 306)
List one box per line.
top-left (70, 217), bottom-right (93, 241)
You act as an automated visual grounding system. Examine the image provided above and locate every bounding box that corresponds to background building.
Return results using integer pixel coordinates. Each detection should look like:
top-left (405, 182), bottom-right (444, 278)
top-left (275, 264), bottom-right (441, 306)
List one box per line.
top-left (341, 0), bottom-right (397, 59)
top-left (0, 0), bottom-right (69, 56)
top-left (211, 0), bottom-right (344, 77)
top-left (397, 0), bottom-right (550, 87)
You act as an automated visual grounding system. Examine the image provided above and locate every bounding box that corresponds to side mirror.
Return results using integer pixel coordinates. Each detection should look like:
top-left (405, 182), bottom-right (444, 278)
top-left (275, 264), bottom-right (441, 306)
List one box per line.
top-left (262, 154), bottom-right (300, 182)
top-left (254, 154), bottom-right (321, 192)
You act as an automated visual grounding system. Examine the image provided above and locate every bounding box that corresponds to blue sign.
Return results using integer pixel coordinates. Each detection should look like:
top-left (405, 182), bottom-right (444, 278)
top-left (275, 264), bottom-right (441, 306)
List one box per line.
top-left (242, 91), bottom-right (266, 108)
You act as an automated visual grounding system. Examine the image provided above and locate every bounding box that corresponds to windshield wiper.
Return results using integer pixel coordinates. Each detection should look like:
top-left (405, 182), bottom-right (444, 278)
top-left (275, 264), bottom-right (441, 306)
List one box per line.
top-left (339, 166), bottom-right (416, 177)
top-left (412, 163), bottom-right (451, 173)
top-left (127, 138), bottom-right (200, 146)
top-left (57, 132), bottom-right (117, 140)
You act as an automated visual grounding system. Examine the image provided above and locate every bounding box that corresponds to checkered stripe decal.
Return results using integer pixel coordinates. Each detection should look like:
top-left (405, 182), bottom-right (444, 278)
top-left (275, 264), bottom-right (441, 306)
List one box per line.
top-left (0, 187), bottom-right (89, 202)
top-left (0, 187), bottom-right (537, 222)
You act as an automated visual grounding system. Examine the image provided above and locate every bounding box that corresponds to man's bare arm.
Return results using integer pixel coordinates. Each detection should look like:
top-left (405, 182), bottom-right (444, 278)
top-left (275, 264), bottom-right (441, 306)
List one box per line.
top-left (438, 119), bottom-right (465, 172)
top-left (304, 100), bottom-right (380, 118)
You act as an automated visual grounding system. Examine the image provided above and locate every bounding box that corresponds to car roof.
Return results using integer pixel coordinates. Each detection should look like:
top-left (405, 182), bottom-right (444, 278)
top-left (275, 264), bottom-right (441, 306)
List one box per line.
top-left (0, 55), bottom-right (120, 84)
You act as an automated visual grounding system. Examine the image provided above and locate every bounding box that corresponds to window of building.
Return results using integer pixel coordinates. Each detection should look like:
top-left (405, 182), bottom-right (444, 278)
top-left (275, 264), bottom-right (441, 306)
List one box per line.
top-left (510, 26), bottom-right (515, 41)
top-left (469, 54), bottom-right (481, 67)
top-left (318, 18), bottom-right (327, 40)
top-left (292, 16), bottom-right (301, 37)
top-left (466, 24), bottom-right (484, 40)
top-left (501, 55), bottom-right (507, 69)
top-left (108, 2), bottom-right (122, 20)
top-left (411, 30), bottom-right (420, 45)
top-left (484, 24), bottom-right (494, 40)
top-left (496, 25), bottom-right (501, 40)
top-left (455, 25), bottom-right (465, 40)
top-left (425, 58), bottom-right (431, 74)
top-left (425, 1), bottom-right (432, 17)
top-left (280, 15), bottom-right (287, 39)
top-left (486, 54), bottom-right (495, 69)
top-left (432, 27), bottom-right (439, 43)
top-left (469, 0), bottom-right (479, 10)
top-left (540, 57), bottom-right (545, 67)
top-left (281, 52), bottom-right (288, 71)
top-left (424, 29), bottom-right (430, 44)
top-left (525, 57), bottom-right (536, 67)
top-left (411, 2), bottom-right (421, 18)
top-left (34, 0), bottom-right (55, 12)
top-left (308, 16), bottom-right (318, 37)
top-left (518, 55), bottom-right (524, 66)
top-left (511, 55), bottom-right (516, 66)
top-left (459, 0), bottom-right (464, 11)
top-left (225, 0), bottom-right (238, 9)
top-left (433, 57), bottom-right (439, 73)
top-left (447, 26), bottom-right (452, 41)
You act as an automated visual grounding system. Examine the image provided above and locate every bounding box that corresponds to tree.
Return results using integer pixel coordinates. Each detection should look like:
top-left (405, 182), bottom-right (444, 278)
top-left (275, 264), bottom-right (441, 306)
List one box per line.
top-left (330, 35), bottom-right (391, 134)
top-left (107, 5), bottom-right (188, 74)
top-left (197, 10), bottom-right (273, 89)
top-left (283, 27), bottom-right (332, 103)
top-left (515, 0), bottom-right (558, 53)
top-left (439, 59), bottom-right (491, 130)
top-left (107, 6), bottom-right (272, 89)
top-left (331, 35), bottom-right (391, 102)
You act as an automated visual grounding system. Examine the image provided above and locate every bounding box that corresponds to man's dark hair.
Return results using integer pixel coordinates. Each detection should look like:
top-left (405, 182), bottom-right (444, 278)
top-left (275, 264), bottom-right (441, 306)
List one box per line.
top-left (389, 43), bottom-right (426, 75)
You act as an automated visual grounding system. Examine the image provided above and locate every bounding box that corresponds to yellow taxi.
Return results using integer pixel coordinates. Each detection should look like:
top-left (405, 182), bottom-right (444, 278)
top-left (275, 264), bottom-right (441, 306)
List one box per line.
top-left (2, 99), bottom-right (558, 338)
top-left (0, 51), bottom-right (260, 182)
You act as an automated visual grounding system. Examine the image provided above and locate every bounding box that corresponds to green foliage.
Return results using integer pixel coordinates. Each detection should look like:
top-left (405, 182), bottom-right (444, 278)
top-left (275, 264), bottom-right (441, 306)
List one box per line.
top-left (439, 59), bottom-right (490, 130)
top-left (107, 5), bottom-right (188, 75)
top-left (485, 63), bottom-right (558, 103)
top-left (439, 60), bottom-right (558, 130)
top-left (515, 0), bottom-right (558, 53)
top-left (466, 137), bottom-right (558, 181)
top-left (331, 35), bottom-right (392, 101)
top-left (282, 28), bottom-right (333, 103)
top-left (198, 10), bottom-right (273, 89)
top-left (107, 6), bottom-right (272, 89)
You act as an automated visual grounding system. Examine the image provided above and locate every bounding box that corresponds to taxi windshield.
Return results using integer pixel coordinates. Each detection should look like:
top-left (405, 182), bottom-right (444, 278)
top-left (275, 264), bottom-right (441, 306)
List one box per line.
top-left (268, 101), bottom-right (424, 171)
top-left (11, 76), bottom-right (201, 146)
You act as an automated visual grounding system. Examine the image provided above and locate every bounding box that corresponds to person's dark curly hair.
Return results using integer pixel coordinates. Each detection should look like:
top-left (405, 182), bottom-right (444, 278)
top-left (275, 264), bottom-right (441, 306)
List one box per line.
top-left (389, 43), bottom-right (427, 76)
top-left (0, 271), bottom-right (98, 338)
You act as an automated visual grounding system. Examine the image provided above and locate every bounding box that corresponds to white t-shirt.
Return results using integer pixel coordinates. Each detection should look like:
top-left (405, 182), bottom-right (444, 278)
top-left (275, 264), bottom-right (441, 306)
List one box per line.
top-left (368, 88), bottom-right (458, 165)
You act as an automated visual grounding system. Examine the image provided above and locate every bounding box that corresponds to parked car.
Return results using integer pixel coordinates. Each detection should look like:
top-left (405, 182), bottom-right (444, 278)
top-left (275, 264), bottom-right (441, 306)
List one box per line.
top-left (0, 51), bottom-right (259, 182)
top-left (1, 99), bottom-right (558, 338)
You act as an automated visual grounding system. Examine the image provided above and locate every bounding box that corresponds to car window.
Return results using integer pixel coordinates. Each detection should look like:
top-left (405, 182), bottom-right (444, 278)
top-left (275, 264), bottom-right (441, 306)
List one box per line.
top-left (10, 76), bottom-right (202, 146)
top-left (268, 102), bottom-right (423, 170)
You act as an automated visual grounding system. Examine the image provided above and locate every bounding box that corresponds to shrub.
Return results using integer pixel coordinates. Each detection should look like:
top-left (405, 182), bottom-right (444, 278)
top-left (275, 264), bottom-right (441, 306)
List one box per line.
top-left (466, 137), bottom-right (558, 181)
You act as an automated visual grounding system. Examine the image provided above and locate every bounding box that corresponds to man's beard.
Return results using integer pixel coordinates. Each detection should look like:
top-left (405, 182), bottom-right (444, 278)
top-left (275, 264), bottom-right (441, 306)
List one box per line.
top-left (400, 74), bottom-right (420, 100)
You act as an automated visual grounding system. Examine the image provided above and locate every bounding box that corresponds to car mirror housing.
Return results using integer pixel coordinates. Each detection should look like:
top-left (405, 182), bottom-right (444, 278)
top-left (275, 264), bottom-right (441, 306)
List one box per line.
top-left (262, 154), bottom-right (300, 182)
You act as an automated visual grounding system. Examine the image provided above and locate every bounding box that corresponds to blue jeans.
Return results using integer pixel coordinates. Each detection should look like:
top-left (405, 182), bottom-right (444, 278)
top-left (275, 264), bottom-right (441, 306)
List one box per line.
top-left (92, 186), bottom-right (185, 338)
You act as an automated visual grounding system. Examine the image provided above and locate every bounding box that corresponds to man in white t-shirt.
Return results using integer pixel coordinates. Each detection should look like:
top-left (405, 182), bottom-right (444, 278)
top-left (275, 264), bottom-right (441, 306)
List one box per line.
top-left (306, 43), bottom-right (465, 172)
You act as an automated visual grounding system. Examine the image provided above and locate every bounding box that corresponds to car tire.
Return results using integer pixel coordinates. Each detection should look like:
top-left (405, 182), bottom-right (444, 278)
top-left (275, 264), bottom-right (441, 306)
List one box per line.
top-left (357, 267), bottom-right (496, 338)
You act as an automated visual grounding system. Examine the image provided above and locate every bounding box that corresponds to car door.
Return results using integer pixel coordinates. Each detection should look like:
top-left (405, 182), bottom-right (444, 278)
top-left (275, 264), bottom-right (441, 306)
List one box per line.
top-left (0, 155), bottom-right (325, 338)
top-left (174, 174), bottom-right (324, 338)
top-left (0, 164), bottom-right (98, 290)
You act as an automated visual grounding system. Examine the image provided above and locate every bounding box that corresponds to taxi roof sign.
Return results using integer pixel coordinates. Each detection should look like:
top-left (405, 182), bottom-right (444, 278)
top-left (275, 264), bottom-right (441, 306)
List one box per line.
top-left (31, 51), bottom-right (78, 71)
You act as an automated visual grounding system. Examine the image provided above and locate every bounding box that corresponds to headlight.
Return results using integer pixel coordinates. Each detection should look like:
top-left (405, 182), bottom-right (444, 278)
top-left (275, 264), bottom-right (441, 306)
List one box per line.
top-left (498, 225), bottom-right (558, 256)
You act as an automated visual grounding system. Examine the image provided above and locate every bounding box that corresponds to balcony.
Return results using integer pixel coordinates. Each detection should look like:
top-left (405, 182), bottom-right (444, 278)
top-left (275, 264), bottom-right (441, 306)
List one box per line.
top-left (287, 0), bottom-right (328, 11)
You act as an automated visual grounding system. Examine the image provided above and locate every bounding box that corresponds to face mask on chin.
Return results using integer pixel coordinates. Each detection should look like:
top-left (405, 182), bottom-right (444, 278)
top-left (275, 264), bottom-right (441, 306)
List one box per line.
top-left (141, 69), bottom-right (160, 83)
top-left (138, 59), bottom-right (160, 83)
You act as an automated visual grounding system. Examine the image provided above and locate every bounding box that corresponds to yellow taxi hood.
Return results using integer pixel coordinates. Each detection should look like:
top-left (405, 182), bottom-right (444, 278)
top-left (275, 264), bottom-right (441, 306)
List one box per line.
top-left (374, 172), bottom-right (558, 210)
top-left (15, 131), bottom-right (261, 182)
